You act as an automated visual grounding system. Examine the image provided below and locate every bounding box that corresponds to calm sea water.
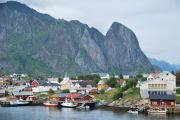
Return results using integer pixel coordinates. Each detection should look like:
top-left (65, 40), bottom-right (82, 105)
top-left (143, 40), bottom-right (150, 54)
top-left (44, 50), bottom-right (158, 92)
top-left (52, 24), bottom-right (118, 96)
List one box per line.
top-left (0, 106), bottom-right (180, 120)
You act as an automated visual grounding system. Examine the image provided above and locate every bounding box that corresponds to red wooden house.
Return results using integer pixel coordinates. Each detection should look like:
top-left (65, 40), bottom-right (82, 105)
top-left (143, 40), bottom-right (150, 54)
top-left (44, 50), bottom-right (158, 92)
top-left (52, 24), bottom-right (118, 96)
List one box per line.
top-left (59, 93), bottom-right (94, 103)
top-left (31, 80), bottom-right (40, 87)
top-left (149, 95), bottom-right (176, 108)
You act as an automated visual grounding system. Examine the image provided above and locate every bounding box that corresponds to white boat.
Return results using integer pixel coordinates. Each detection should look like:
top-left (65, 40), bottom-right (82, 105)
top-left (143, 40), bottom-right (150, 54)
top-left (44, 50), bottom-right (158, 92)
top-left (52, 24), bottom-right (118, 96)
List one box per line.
top-left (43, 101), bottom-right (58, 107)
top-left (127, 110), bottom-right (138, 114)
top-left (10, 99), bottom-right (29, 106)
top-left (61, 99), bottom-right (77, 108)
top-left (148, 108), bottom-right (167, 114)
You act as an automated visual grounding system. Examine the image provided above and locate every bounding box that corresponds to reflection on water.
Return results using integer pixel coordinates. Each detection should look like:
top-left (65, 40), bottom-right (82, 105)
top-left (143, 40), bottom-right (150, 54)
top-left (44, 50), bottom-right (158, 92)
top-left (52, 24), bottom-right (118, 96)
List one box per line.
top-left (0, 106), bottom-right (180, 120)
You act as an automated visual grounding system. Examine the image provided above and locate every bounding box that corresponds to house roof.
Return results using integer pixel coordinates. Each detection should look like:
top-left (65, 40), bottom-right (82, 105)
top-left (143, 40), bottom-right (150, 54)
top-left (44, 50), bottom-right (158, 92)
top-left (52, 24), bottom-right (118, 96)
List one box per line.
top-left (117, 79), bottom-right (125, 85)
top-left (13, 91), bottom-right (33, 96)
top-left (59, 93), bottom-right (69, 97)
top-left (37, 80), bottom-right (47, 85)
top-left (98, 80), bottom-right (105, 85)
top-left (42, 83), bottom-right (60, 86)
top-left (66, 93), bottom-right (81, 99)
top-left (149, 95), bottom-right (176, 100)
top-left (79, 80), bottom-right (96, 87)
top-left (76, 94), bottom-right (93, 99)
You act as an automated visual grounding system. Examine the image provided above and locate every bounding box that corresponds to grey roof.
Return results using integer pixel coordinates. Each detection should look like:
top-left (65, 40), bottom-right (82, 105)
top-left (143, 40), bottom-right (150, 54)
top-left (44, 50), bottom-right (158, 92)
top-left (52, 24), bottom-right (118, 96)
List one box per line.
top-left (59, 93), bottom-right (69, 97)
top-left (37, 80), bottom-right (47, 85)
top-left (13, 91), bottom-right (33, 96)
top-left (79, 80), bottom-right (96, 87)
top-left (42, 83), bottom-right (60, 86)
top-left (149, 95), bottom-right (176, 100)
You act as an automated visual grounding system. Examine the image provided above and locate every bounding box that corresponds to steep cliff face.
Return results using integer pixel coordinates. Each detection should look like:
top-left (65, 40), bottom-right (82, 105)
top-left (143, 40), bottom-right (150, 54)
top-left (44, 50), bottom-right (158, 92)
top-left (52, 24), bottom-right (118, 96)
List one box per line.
top-left (105, 22), bottom-right (152, 73)
top-left (0, 1), bottom-right (154, 76)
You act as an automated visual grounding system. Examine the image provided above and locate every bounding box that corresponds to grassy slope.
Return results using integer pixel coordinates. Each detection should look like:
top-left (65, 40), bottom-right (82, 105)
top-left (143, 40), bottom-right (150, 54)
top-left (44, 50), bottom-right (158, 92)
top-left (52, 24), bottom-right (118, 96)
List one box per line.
top-left (176, 88), bottom-right (180, 104)
top-left (95, 88), bottom-right (141, 105)
top-left (95, 88), bottom-right (116, 102)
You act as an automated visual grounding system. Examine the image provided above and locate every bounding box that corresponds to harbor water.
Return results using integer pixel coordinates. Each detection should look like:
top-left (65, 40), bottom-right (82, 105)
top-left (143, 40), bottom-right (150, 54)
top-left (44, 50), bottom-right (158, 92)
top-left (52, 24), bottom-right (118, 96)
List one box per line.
top-left (0, 106), bottom-right (180, 120)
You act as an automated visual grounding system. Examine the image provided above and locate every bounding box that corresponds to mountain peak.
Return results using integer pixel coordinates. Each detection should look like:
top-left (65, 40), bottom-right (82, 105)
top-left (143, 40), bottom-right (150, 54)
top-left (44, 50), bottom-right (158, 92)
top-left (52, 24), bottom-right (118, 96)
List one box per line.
top-left (2, 1), bottom-right (29, 10)
top-left (0, 1), bottom-right (55, 23)
top-left (109, 22), bottom-right (132, 33)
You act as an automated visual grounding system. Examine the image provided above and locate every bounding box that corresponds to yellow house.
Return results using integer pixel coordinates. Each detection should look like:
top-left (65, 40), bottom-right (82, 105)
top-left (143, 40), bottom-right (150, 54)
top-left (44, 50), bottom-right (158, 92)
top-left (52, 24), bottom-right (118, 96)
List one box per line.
top-left (97, 80), bottom-right (106, 90)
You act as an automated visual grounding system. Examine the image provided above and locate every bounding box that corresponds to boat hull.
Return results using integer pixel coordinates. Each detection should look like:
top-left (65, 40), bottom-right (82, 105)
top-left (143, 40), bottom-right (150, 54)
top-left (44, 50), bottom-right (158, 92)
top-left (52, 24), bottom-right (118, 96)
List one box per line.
top-left (61, 103), bottom-right (77, 108)
top-left (128, 110), bottom-right (138, 114)
top-left (43, 102), bottom-right (59, 107)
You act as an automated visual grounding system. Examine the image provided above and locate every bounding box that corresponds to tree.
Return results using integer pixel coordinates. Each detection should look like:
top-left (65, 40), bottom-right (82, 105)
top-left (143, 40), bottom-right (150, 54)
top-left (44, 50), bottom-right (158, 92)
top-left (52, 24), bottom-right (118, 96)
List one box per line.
top-left (62, 89), bottom-right (70, 93)
top-left (58, 77), bottom-right (63, 83)
top-left (119, 74), bottom-right (123, 79)
top-left (176, 71), bottom-right (180, 86)
top-left (113, 88), bottom-right (123, 100)
top-left (106, 77), bottom-right (117, 88)
top-left (48, 89), bottom-right (55, 95)
top-left (136, 74), bottom-right (143, 78)
top-left (77, 74), bottom-right (100, 83)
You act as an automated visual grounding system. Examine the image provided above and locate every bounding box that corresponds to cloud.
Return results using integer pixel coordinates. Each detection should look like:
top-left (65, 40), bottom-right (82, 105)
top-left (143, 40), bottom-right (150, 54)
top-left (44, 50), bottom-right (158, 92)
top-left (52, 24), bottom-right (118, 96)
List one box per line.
top-left (1, 0), bottom-right (180, 64)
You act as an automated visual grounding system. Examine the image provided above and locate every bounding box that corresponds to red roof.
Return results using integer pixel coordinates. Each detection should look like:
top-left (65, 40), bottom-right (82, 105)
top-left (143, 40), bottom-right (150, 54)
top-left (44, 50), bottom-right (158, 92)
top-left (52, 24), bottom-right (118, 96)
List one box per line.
top-left (150, 72), bottom-right (161, 79)
top-left (31, 80), bottom-right (39, 87)
top-left (66, 93), bottom-right (81, 99)
top-left (117, 79), bottom-right (125, 85)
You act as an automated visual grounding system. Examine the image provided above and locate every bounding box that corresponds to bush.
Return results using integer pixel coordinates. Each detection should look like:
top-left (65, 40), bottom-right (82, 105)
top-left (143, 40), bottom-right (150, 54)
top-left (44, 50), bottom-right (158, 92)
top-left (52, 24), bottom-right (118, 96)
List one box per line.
top-left (48, 89), bottom-right (55, 95)
top-left (100, 89), bottom-right (105, 94)
top-left (113, 88), bottom-right (123, 100)
top-left (176, 88), bottom-right (180, 94)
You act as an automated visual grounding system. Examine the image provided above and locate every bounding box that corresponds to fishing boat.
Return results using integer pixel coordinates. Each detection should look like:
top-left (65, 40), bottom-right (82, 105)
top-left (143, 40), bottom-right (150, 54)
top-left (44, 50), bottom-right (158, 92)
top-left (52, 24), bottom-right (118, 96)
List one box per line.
top-left (61, 99), bottom-right (77, 108)
top-left (148, 108), bottom-right (167, 114)
top-left (43, 101), bottom-right (59, 107)
top-left (127, 110), bottom-right (138, 114)
top-left (9, 99), bottom-right (30, 106)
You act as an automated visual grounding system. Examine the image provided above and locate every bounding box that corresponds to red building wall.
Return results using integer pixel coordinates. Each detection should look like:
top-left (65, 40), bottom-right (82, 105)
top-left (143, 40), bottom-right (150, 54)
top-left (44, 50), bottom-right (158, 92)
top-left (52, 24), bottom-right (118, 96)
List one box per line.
top-left (151, 100), bottom-right (175, 108)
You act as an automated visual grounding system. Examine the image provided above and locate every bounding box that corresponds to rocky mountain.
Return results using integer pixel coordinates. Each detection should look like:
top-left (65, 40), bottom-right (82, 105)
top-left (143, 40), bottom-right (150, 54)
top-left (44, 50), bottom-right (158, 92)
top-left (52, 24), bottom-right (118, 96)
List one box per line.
top-left (149, 58), bottom-right (180, 72)
top-left (0, 1), bottom-right (154, 76)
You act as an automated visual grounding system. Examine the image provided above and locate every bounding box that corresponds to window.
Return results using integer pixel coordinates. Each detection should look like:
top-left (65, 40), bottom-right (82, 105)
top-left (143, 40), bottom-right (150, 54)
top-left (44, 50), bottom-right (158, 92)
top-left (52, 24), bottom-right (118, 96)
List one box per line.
top-left (152, 101), bottom-right (157, 105)
top-left (171, 102), bottom-right (174, 105)
top-left (160, 84), bottom-right (163, 89)
top-left (155, 84), bottom-right (157, 89)
top-left (148, 84), bottom-right (151, 89)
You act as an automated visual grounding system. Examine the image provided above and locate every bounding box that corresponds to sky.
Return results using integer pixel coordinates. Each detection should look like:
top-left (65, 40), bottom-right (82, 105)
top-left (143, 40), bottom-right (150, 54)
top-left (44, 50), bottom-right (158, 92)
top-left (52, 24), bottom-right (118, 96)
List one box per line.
top-left (1, 0), bottom-right (180, 64)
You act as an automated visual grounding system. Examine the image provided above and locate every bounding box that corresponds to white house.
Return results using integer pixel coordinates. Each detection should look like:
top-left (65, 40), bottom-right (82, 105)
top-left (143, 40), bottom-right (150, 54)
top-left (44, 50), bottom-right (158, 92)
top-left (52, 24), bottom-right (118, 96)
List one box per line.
top-left (32, 83), bottom-right (60, 93)
top-left (140, 71), bottom-right (176, 98)
top-left (47, 77), bottom-right (59, 84)
top-left (99, 73), bottom-right (110, 79)
top-left (142, 73), bottom-right (149, 78)
top-left (123, 75), bottom-right (130, 79)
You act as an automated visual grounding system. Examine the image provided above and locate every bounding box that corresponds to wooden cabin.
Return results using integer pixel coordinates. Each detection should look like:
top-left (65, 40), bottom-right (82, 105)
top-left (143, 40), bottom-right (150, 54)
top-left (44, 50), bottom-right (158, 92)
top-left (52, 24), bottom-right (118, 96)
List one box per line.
top-left (149, 95), bottom-right (176, 108)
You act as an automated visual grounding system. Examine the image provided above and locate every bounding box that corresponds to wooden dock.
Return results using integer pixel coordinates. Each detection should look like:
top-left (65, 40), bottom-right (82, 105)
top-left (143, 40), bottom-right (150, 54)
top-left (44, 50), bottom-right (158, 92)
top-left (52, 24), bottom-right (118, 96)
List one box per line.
top-left (168, 104), bottom-right (180, 114)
